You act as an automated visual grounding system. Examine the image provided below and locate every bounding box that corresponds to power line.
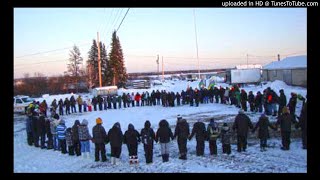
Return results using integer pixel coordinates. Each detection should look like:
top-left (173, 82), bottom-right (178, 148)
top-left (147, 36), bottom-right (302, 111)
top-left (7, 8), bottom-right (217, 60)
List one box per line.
top-left (15, 42), bottom-right (90, 59)
top-left (116, 8), bottom-right (130, 32)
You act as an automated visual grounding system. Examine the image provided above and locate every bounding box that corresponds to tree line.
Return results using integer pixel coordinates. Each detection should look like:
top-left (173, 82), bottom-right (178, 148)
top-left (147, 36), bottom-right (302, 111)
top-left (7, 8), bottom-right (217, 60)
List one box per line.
top-left (14, 31), bottom-right (128, 97)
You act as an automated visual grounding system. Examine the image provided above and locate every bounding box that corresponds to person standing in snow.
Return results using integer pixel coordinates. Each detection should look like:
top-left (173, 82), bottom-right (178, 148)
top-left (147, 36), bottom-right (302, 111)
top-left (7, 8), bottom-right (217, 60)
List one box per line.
top-left (70, 95), bottom-right (77, 113)
top-left (45, 115), bottom-right (53, 149)
top-left (248, 91), bottom-right (255, 112)
top-left (255, 91), bottom-right (263, 113)
top-left (26, 103), bottom-right (35, 146)
top-left (64, 98), bottom-right (70, 115)
top-left (38, 112), bottom-right (47, 149)
top-left (220, 123), bottom-right (232, 155)
top-left (156, 119), bottom-right (174, 162)
top-left (174, 115), bottom-right (190, 160)
top-left (275, 107), bottom-right (297, 150)
top-left (232, 109), bottom-right (253, 152)
top-left (50, 114), bottom-right (60, 151)
top-left (78, 119), bottom-right (92, 158)
top-left (65, 127), bottom-right (75, 156)
top-left (207, 118), bottom-right (220, 155)
top-left (58, 98), bottom-right (64, 116)
top-left (278, 89), bottom-right (287, 117)
top-left (296, 99), bottom-right (307, 149)
top-left (76, 95), bottom-right (83, 113)
top-left (123, 123), bottom-right (141, 164)
top-left (189, 119), bottom-right (207, 156)
top-left (140, 120), bottom-right (156, 164)
top-left (252, 113), bottom-right (276, 151)
top-left (72, 120), bottom-right (81, 156)
top-left (56, 119), bottom-right (67, 154)
top-left (108, 122), bottom-right (123, 165)
top-left (92, 117), bottom-right (107, 162)
top-left (287, 92), bottom-right (298, 120)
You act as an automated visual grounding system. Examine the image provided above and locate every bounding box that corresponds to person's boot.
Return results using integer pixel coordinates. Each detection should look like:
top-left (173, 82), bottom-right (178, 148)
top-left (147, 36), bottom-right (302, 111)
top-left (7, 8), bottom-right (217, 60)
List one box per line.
top-left (165, 154), bottom-right (169, 162)
top-left (162, 154), bottom-right (166, 162)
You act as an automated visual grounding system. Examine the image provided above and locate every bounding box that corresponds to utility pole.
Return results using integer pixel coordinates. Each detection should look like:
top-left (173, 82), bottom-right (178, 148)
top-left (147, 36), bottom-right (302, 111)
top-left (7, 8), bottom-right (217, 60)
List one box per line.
top-left (193, 9), bottom-right (200, 79)
top-left (97, 32), bottom-right (102, 87)
top-left (162, 56), bottom-right (164, 81)
top-left (246, 54), bottom-right (249, 68)
top-left (156, 54), bottom-right (159, 79)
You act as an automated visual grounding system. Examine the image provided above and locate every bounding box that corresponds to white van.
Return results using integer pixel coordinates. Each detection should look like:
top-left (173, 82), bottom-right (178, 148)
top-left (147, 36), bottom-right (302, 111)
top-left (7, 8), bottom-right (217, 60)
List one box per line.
top-left (14, 95), bottom-right (34, 114)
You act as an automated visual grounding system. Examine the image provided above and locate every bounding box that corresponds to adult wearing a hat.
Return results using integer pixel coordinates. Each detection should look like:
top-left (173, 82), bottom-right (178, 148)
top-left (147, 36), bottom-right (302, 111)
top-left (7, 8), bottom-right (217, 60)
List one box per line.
top-left (174, 115), bottom-right (190, 160)
top-left (275, 107), bottom-right (297, 150)
top-left (278, 89), bottom-right (287, 117)
top-left (92, 117), bottom-right (107, 162)
top-left (232, 109), bottom-right (253, 152)
top-left (287, 92), bottom-right (298, 120)
top-left (108, 122), bottom-right (123, 165)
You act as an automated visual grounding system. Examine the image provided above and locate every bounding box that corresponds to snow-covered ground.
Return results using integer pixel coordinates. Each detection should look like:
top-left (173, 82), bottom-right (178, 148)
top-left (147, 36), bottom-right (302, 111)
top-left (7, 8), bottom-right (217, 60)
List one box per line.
top-left (14, 80), bottom-right (307, 173)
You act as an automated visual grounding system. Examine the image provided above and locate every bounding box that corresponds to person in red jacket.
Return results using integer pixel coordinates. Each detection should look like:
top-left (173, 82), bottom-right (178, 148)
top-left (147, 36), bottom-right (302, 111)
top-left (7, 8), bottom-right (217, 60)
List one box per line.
top-left (135, 92), bottom-right (141, 106)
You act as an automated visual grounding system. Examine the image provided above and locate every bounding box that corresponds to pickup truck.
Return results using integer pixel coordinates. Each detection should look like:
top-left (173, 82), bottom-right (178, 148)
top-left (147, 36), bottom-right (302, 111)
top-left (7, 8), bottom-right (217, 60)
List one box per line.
top-left (14, 95), bottom-right (34, 114)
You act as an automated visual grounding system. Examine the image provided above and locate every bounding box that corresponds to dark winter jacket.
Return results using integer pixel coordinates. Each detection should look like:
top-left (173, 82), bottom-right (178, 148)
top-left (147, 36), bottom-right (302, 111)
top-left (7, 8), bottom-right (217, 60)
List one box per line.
top-left (72, 120), bottom-right (80, 142)
top-left (297, 103), bottom-right (307, 130)
top-left (123, 124), bottom-right (141, 145)
top-left (252, 115), bottom-right (275, 139)
top-left (92, 124), bottom-right (107, 144)
top-left (156, 120), bottom-right (174, 143)
top-left (108, 123), bottom-right (123, 147)
top-left (276, 113), bottom-right (297, 132)
top-left (37, 115), bottom-right (46, 135)
top-left (140, 121), bottom-right (156, 145)
top-left (279, 93), bottom-right (287, 106)
top-left (66, 128), bottom-right (73, 146)
top-left (174, 119), bottom-right (190, 140)
top-left (232, 113), bottom-right (253, 137)
top-left (189, 121), bottom-right (207, 142)
top-left (288, 96), bottom-right (297, 113)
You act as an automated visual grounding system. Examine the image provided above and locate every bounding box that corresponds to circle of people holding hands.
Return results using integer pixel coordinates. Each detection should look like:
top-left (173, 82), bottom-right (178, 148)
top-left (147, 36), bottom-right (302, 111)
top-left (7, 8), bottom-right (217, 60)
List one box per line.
top-left (24, 85), bottom-right (307, 165)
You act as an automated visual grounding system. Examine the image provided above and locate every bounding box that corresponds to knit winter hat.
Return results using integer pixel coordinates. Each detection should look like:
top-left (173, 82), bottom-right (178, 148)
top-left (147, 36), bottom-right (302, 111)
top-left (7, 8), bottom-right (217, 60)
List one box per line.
top-left (81, 119), bottom-right (88, 126)
top-left (282, 107), bottom-right (289, 114)
top-left (177, 114), bottom-right (182, 120)
top-left (96, 117), bottom-right (102, 124)
top-left (239, 109), bottom-right (244, 114)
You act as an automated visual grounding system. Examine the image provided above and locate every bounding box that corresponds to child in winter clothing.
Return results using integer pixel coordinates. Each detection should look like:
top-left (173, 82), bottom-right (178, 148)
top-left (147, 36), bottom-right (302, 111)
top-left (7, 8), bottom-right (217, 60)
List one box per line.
top-left (156, 119), bottom-right (174, 162)
top-left (207, 118), bottom-right (220, 155)
top-left (65, 127), bottom-right (75, 155)
top-left (108, 122), bottom-right (123, 165)
top-left (220, 123), bottom-right (232, 155)
top-left (140, 120), bottom-right (156, 164)
top-left (56, 119), bottom-right (67, 154)
top-left (78, 119), bottom-right (92, 158)
top-left (123, 123), bottom-right (141, 164)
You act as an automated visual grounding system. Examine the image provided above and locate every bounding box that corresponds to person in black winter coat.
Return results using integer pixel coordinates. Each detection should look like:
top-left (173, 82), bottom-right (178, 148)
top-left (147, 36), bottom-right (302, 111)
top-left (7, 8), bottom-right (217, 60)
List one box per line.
top-left (189, 120), bottom-right (207, 156)
top-left (255, 91), bottom-right (263, 113)
top-left (248, 91), bottom-right (255, 112)
top-left (232, 109), bottom-right (253, 152)
top-left (156, 119), bottom-right (174, 162)
top-left (92, 117), bottom-right (107, 162)
top-left (72, 120), bottom-right (81, 156)
top-left (288, 93), bottom-right (298, 120)
top-left (123, 123), bottom-right (141, 164)
top-left (108, 122), bottom-right (123, 165)
top-left (45, 116), bottom-right (53, 149)
top-left (38, 113), bottom-right (47, 149)
top-left (140, 120), bottom-right (156, 164)
top-left (207, 118), bottom-right (220, 155)
top-left (240, 89), bottom-right (248, 112)
top-left (276, 107), bottom-right (297, 150)
top-left (26, 105), bottom-right (34, 146)
top-left (32, 112), bottom-right (40, 148)
top-left (174, 116), bottom-right (190, 160)
top-left (278, 89), bottom-right (287, 116)
top-left (296, 101), bottom-right (307, 149)
top-left (252, 113), bottom-right (276, 151)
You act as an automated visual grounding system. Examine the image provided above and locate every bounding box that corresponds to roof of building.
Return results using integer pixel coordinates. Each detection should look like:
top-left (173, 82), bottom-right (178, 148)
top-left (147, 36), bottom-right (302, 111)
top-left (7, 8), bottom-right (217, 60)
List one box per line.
top-left (262, 55), bottom-right (307, 70)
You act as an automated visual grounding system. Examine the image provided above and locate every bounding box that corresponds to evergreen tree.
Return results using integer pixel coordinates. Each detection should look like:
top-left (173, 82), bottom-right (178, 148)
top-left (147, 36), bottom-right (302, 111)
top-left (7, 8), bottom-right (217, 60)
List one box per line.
top-left (87, 40), bottom-right (99, 87)
top-left (108, 31), bottom-right (128, 88)
top-left (67, 45), bottom-right (83, 92)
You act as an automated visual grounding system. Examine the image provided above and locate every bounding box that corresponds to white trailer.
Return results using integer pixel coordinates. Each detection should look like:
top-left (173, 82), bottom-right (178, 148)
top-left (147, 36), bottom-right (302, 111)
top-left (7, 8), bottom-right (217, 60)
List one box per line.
top-left (91, 86), bottom-right (118, 97)
top-left (231, 69), bottom-right (261, 84)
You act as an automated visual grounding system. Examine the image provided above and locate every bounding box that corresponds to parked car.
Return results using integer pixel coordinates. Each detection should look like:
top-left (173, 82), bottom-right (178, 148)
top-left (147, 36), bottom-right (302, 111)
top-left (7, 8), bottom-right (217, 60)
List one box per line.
top-left (14, 95), bottom-right (34, 114)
